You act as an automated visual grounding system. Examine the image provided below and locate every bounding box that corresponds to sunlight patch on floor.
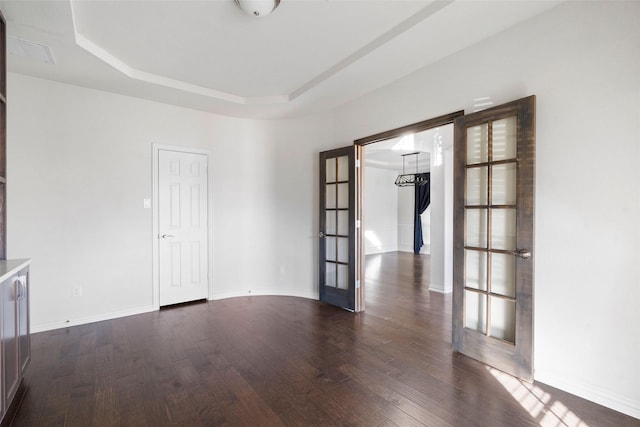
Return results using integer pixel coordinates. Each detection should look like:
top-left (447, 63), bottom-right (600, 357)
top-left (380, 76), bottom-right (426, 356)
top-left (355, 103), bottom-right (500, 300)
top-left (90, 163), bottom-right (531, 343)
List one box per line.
top-left (364, 244), bottom-right (382, 279)
top-left (365, 230), bottom-right (383, 253)
top-left (487, 367), bottom-right (590, 427)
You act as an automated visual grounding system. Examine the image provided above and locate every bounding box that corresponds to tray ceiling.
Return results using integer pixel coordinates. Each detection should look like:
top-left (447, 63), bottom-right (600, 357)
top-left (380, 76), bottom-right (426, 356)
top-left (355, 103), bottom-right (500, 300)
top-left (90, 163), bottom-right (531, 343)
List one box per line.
top-left (0, 0), bottom-right (562, 118)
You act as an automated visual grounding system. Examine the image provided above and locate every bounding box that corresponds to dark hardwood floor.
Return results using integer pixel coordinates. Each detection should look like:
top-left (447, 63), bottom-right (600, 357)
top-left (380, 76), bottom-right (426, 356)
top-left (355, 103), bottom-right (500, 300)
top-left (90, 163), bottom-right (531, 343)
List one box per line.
top-left (11, 252), bottom-right (639, 426)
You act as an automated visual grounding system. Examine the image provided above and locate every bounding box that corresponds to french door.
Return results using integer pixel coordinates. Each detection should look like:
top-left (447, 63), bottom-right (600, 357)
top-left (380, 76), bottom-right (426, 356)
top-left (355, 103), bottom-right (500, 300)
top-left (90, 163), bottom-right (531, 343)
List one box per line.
top-left (318, 146), bottom-right (363, 312)
top-left (452, 96), bottom-right (536, 381)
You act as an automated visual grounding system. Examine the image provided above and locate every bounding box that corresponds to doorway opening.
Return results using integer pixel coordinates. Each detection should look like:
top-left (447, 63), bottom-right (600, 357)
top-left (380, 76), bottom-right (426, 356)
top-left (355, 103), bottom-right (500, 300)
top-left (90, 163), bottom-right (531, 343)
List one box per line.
top-left (360, 123), bottom-right (455, 317)
top-left (320, 97), bottom-right (536, 382)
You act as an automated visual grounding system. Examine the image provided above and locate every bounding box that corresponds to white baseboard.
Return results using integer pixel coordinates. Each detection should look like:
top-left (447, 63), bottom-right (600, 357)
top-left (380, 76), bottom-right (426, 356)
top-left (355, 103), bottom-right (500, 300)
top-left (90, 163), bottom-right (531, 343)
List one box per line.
top-left (429, 282), bottom-right (452, 294)
top-left (210, 288), bottom-right (318, 301)
top-left (365, 246), bottom-right (399, 255)
top-left (31, 305), bottom-right (156, 333)
top-left (365, 249), bottom-right (399, 256)
top-left (535, 371), bottom-right (640, 420)
top-left (31, 291), bottom-right (318, 333)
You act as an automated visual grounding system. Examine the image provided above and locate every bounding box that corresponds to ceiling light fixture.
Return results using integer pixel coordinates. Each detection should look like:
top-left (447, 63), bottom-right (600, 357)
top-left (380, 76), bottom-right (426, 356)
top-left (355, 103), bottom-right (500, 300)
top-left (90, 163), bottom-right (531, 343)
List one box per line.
top-left (234, 0), bottom-right (281, 17)
top-left (395, 152), bottom-right (428, 187)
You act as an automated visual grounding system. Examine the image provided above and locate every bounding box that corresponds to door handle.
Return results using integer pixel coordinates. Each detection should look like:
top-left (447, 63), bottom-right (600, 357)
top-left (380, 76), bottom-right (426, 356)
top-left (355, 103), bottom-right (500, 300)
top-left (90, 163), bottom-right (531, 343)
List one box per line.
top-left (319, 232), bottom-right (324, 238)
top-left (509, 249), bottom-right (531, 259)
top-left (160, 234), bottom-right (175, 239)
top-left (14, 279), bottom-right (20, 299)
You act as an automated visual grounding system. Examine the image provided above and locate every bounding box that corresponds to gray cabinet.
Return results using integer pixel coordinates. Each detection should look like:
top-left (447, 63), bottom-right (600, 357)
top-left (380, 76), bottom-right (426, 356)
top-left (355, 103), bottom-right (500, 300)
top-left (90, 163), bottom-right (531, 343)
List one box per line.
top-left (1, 274), bottom-right (19, 412)
top-left (0, 261), bottom-right (30, 424)
top-left (17, 272), bottom-right (29, 375)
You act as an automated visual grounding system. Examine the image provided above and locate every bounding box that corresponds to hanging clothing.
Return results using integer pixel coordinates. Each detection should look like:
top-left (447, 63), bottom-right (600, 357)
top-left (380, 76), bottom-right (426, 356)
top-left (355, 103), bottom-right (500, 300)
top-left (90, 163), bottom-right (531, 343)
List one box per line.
top-left (414, 173), bottom-right (431, 254)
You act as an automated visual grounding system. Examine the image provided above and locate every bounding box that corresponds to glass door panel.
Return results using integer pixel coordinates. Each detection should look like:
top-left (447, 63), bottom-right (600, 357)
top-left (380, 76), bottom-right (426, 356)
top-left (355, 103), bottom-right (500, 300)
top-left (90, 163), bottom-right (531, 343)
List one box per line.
top-left (326, 185), bottom-right (336, 208)
top-left (464, 290), bottom-right (487, 334)
top-left (326, 211), bottom-right (336, 235)
top-left (326, 264), bottom-right (336, 288)
top-left (491, 163), bottom-right (517, 205)
top-left (465, 209), bottom-right (488, 248)
top-left (337, 183), bottom-right (349, 208)
top-left (490, 297), bottom-right (516, 343)
top-left (491, 208), bottom-right (516, 251)
top-left (490, 253), bottom-right (516, 297)
top-left (337, 210), bottom-right (349, 236)
top-left (465, 250), bottom-right (487, 291)
top-left (337, 156), bottom-right (349, 181)
top-left (337, 238), bottom-right (349, 263)
top-left (337, 265), bottom-right (349, 290)
top-left (325, 237), bottom-right (336, 262)
top-left (492, 117), bottom-right (517, 161)
top-left (466, 166), bottom-right (488, 205)
top-left (467, 124), bottom-right (488, 164)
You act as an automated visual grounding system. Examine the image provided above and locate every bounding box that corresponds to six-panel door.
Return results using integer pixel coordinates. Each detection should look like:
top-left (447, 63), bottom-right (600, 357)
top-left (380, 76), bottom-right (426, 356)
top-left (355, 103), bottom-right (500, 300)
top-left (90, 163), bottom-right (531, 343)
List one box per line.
top-left (158, 150), bottom-right (209, 306)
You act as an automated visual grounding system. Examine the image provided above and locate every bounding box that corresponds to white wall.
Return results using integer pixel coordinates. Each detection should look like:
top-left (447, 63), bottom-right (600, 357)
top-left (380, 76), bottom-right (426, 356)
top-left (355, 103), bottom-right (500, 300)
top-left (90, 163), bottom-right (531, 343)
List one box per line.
top-left (210, 114), bottom-right (334, 300)
top-left (364, 166), bottom-right (431, 256)
top-left (7, 73), bottom-right (335, 331)
top-left (397, 186), bottom-right (414, 253)
top-left (363, 166), bottom-right (398, 254)
top-left (443, 148), bottom-right (453, 293)
top-left (428, 126), bottom-right (453, 293)
top-left (331, 1), bottom-right (640, 419)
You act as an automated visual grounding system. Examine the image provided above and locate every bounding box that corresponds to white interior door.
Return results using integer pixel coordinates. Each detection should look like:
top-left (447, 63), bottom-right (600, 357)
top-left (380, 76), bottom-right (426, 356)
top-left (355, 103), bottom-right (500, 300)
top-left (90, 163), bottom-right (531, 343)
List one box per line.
top-left (158, 149), bottom-right (209, 306)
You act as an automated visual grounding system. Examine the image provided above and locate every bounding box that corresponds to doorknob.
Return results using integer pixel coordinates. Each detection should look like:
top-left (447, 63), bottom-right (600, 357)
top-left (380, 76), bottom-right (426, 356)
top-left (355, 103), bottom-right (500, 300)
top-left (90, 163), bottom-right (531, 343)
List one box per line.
top-left (160, 234), bottom-right (175, 239)
top-left (510, 249), bottom-right (531, 259)
top-left (319, 232), bottom-right (325, 238)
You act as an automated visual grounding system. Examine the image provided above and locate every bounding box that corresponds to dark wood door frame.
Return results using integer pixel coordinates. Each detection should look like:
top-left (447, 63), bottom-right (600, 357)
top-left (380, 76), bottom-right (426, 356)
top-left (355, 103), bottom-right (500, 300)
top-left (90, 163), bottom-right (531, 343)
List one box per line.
top-left (352, 110), bottom-right (464, 311)
top-left (354, 111), bottom-right (464, 146)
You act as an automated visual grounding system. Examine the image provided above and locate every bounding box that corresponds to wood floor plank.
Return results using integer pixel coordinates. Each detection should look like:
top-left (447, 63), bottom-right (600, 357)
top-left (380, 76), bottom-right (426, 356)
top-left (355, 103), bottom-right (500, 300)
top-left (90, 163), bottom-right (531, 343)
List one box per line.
top-left (10, 252), bottom-right (639, 426)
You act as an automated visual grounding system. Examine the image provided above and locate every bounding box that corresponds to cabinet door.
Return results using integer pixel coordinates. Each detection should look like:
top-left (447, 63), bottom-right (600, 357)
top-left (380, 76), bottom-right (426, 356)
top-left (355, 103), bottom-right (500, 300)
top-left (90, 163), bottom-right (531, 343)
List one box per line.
top-left (17, 271), bottom-right (29, 373)
top-left (2, 277), bottom-right (19, 408)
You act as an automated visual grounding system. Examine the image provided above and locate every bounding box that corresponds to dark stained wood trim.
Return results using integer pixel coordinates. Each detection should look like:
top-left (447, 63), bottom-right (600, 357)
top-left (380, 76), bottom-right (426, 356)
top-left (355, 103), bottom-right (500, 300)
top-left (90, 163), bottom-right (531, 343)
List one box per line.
top-left (354, 111), bottom-right (464, 146)
top-left (0, 10), bottom-right (6, 261)
top-left (0, 9), bottom-right (5, 99)
top-left (452, 114), bottom-right (466, 350)
top-left (318, 151), bottom-right (328, 303)
top-left (355, 145), bottom-right (364, 312)
top-left (515, 95), bottom-right (536, 379)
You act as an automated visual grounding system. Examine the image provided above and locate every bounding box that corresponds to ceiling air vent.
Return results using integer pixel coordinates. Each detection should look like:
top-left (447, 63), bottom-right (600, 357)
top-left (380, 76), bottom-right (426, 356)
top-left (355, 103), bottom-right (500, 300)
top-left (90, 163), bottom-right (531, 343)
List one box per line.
top-left (7, 36), bottom-right (55, 64)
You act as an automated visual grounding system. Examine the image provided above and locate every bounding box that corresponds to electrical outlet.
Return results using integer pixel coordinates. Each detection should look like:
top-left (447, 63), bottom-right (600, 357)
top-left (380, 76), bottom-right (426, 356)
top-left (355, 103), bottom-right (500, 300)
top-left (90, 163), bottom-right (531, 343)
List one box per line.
top-left (72, 286), bottom-right (82, 297)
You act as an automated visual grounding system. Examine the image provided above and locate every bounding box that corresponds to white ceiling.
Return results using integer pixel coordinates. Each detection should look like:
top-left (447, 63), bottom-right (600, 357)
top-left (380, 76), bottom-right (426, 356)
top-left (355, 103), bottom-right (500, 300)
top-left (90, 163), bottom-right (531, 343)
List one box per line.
top-left (0, 0), bottom-right (562, 119)
top-left (364, 124), bottom-right (455, 172)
